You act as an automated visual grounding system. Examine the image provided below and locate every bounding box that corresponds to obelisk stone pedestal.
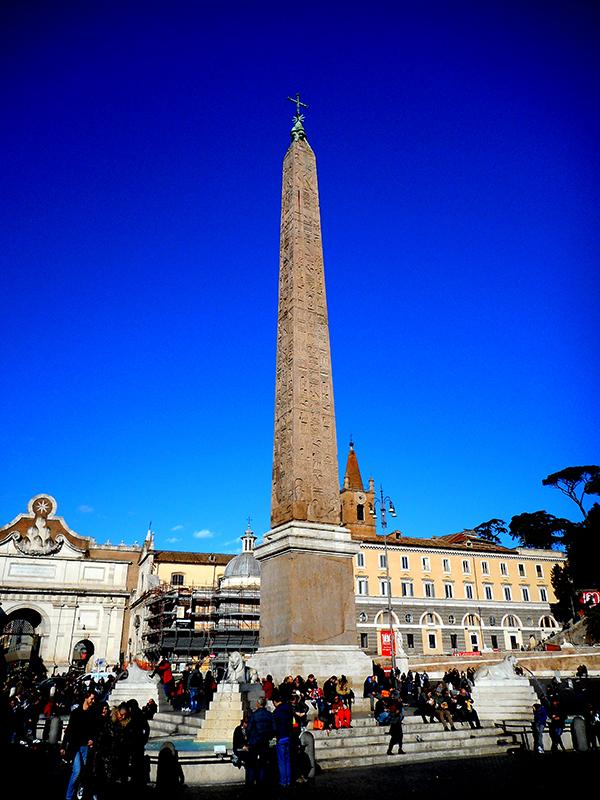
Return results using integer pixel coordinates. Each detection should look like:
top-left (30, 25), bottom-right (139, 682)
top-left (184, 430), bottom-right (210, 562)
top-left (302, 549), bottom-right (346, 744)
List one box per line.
top-left (250, 521), bottom-right (372, 685)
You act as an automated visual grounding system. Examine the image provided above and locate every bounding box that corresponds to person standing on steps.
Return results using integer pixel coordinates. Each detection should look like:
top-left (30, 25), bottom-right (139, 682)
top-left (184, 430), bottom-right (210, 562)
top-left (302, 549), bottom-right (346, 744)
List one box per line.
top-left (150, 657), bottom-right (174, 702)
top-left (532, 703), bottom-right (548, 754)
top-left (246, 697), bottom-right (274, 787)
top-left (273, 689), bottom-right (294, 788)
top-left (549, 698), bottom-right (566, 752)
top-left (386, 694), bottom-right (405, 755)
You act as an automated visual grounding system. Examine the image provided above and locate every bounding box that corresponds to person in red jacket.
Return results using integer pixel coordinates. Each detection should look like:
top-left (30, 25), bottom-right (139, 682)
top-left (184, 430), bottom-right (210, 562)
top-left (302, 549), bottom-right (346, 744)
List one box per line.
top-left (261, 674), bottom-right (274, 702)
top-left (151, 657), bottom-right (174, 700)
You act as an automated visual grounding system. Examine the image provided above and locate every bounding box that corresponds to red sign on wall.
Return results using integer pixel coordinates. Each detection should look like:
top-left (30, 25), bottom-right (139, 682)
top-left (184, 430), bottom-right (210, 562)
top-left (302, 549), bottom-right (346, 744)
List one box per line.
top-left (580, 590), bottom-right (600, 608)
top-left (380, 629), bottom-right (393, 657)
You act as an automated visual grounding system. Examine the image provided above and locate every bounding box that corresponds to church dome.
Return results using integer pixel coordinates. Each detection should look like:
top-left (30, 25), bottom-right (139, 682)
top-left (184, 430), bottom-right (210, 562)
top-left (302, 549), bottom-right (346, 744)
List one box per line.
top-left (224, 551), bottom-right (260, 579)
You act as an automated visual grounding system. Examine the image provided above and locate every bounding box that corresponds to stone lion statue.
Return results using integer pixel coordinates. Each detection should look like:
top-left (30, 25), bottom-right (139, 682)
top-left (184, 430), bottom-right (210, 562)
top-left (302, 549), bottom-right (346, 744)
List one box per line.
top-left (474, 654), bottom-right (523, 682)
top-left (224, 651), bottom-right (247, 684)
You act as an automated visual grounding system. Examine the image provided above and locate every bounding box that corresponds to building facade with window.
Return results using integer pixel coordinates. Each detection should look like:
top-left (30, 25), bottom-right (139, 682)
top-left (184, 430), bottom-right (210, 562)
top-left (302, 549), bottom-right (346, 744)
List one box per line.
top-left (351, 530), bottom-right (565, 658)
top-left (0, 495), bottom-right (140, 672)
top-left (339, 444), bottom-right (565, 659)
top-left (128, 525), bottom-right (260, 669)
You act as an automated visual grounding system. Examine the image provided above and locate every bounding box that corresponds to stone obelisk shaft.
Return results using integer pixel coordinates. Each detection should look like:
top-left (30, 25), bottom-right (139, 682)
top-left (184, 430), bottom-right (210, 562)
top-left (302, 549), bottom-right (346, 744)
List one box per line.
top-left (249, 117), bottom-right (372, 682)
top-left (271, 138), bottom-right (340, 528)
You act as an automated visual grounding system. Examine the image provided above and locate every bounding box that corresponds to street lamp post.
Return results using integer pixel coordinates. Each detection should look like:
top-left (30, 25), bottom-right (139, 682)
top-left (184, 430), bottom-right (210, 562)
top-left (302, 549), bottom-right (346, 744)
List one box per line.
top-left (370, 486), bottom-right (399, 678)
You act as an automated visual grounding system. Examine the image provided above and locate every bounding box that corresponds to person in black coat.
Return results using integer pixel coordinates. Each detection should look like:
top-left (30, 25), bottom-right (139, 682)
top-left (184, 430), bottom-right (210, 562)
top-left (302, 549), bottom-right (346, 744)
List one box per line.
top-left (61, 689), bottom-right (99, 800)
top-left (386, 697), bottom-right (405, 755)
top-left (246, 697), bottom-right (274, 786)
top-left (127, 698), bottom-right (150, 786)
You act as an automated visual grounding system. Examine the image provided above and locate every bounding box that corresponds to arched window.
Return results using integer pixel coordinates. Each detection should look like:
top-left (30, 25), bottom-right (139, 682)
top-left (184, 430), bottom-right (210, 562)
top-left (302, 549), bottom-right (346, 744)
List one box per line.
top-left (374, 609), bottom-right (399, 626)
top-left (171, 573), bottom-right (185, 586)
top-left (419, 611), bottom-right (442, 627)
top-left (356, 504), bottom-right (364, 521)
top-left (2, 609), bottom-right (42, 664)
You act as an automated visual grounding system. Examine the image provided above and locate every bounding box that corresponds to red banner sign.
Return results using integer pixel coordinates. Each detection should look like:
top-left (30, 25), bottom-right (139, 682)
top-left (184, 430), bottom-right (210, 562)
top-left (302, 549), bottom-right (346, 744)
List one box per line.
top-left (380, 629), bottom-right (393, 657)
top-left (580, 590), bottom-right (600, 608)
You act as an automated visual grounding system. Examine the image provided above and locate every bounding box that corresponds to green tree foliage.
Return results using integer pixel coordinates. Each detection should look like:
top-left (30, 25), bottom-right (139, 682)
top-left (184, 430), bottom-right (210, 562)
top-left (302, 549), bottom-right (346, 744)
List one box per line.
top-left (510, 466), bottom-right (600, 624)
top-left (542, 465), bottom-right (600, 519)
top-left (585, 474), bottom-right (600, 496)
top-left (571, 502), bottom-right (600, 588)
top-left (508, 511), bottom-right (574, 550)
top-left (473, 518), bottom-right (507, 544)
top-left (550, 563), bottom-right (576, 623)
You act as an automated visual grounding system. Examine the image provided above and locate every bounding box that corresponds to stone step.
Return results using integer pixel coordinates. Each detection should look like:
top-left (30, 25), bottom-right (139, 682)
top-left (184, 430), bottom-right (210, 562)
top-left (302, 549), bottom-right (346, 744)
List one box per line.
top-left (317, 736), bottom-right (511, 769)
top-left (315, 730), bottom-right (496, 752)
top-left (153, 711), bottom-right (205, 724)
top-left (312, 722), bottom-right (487, 741)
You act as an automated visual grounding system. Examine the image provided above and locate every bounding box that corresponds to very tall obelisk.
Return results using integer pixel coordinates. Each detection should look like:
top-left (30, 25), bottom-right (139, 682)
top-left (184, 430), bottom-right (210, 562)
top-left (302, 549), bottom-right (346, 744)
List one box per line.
top-left (250, 97), bottom-right (371, 682)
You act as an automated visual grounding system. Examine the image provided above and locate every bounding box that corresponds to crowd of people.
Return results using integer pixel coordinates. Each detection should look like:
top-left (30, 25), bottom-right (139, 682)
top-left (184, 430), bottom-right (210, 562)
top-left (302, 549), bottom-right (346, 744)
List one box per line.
top-left (61, 691), bottom-right (152, 800)
top-left (365, 667), bottom-right (482, 736)
top-left (150, 657), bottom-right (218, 712)
top-left (233, 674), bottom-right (334, 789)
top-left (3, 649), bottom-right (600, 797)
top-left (0, 655), bottom-right (157, 800)
top-left (531, 676), bottom-right (600, 754)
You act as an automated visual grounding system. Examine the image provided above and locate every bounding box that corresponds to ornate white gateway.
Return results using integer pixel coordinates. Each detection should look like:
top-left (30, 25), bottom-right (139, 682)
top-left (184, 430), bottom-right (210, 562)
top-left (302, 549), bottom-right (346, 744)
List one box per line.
top-left (0, 494), bottom-right (140, 672)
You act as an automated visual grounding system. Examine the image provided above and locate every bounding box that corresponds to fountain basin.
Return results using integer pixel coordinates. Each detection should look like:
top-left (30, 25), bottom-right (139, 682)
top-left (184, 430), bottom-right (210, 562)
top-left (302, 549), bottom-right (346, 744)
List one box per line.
top-left (146, 738), bottom-right (243, 785)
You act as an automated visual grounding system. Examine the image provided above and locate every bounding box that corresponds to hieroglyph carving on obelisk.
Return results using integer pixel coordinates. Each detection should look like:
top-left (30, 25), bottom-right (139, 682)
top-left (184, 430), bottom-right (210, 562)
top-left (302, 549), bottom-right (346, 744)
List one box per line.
top-left (271, 97), bottom-right (340, 528)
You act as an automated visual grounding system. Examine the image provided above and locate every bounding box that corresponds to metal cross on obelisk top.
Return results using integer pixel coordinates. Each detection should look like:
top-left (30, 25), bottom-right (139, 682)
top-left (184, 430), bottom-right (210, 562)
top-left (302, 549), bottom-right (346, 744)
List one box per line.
top-left (287, 92), bottom-right (309, 119)
top-left (287, 93), bottom-right (309, 141)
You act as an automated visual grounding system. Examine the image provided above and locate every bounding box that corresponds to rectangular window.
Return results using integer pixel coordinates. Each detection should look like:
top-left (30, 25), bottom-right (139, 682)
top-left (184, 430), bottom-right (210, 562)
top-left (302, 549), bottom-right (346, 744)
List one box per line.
top-left (491, 634), bottom-right (499, 649)
top-left (357, 578), bottom-right (369, 596)
top-left (401, 581), bottom-right (414, 598)
top-left (518, 563), bottom-right (526, 577)
top-left (444, 583), bottom-right (453, 599)
top-left (484, 585), bottom-right (493, 600)
top-left (379, 579), bottom-right (390, 597)
top-left (500, 563), bottom-right (508, 576)
top-left (424, 581), bottom-right (435, 598)
top-left (360, 633), bottom-right (368, 649)
top-left (536, 564), bottom-right (543, 578)
top-left (406, 633), bottom-right (414, 649)
top-left (428, 633), bottom-right (437, 649)
top-left (442, 558), bottom-right (451, 573)
top-left (379, 553), bottom-right (387, 569)
top-left (522, 587), bottom-right (530, 602)
top-left (462, 559), bottom-right (471, 574)
top-left (450, 634), bottom-right (458, 649)
top-left (503, 586), bottom-right (512, 601)
top-left (481, 561), bottom-right (489, 575)
top-left (401, 556), bottom-right (409, 570)
top-left (356, 552), bottom-right (365, 568)
top-left (422, 557), bottom-right (431, 571)
top-left (465, 583), bottom-right (474, 600)
top-left (540, 587), bottom-right (548, 602)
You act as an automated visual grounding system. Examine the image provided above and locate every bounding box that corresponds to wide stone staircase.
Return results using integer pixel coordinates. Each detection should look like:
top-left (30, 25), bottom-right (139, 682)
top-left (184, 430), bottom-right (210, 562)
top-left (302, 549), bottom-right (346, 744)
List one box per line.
top-left (140, 676), bottom-right (562, 784)
top-left (473, 678), bottom-right (539, 725)
top-left (312, 713), bottom-right (512, 770)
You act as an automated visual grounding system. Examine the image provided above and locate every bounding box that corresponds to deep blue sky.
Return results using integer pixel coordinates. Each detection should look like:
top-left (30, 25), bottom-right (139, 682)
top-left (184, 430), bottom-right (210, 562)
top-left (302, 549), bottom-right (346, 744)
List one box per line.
top-left (1, 1), bottom-right (598, 553)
